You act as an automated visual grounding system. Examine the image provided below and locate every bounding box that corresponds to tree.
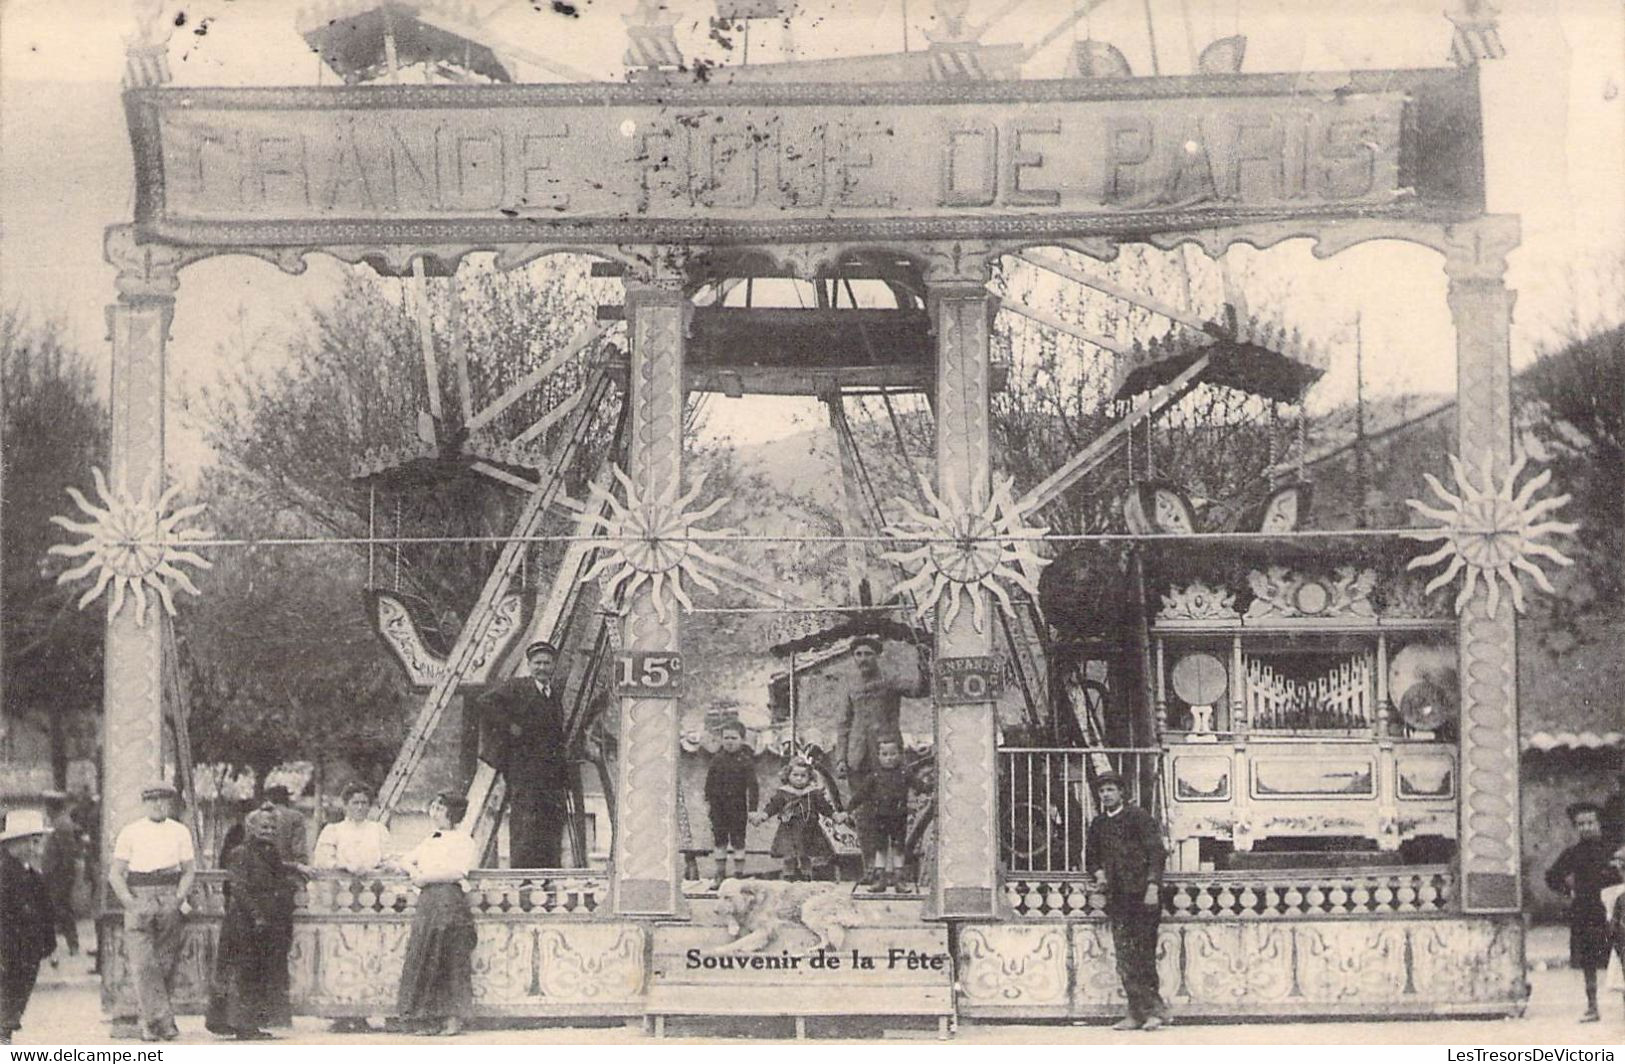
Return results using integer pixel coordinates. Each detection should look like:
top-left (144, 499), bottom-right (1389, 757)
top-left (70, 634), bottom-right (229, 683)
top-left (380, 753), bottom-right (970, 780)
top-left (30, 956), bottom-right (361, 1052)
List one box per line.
top-left (1517, 322), bottom-right (1624, 630)
top-left (180, 484), bottom-right (404, 789)
top-left (989, 247), bottom-right (1288, 538)
top-left (181, 258), bottom-right (615, 787)
top-left (1, 310), bottom-right (107, 786)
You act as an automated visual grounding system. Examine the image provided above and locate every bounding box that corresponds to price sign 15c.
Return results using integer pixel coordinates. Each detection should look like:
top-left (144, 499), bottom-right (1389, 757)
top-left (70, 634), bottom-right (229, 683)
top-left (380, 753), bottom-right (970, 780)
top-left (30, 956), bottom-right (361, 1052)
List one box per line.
top-left (615, 651), bottom-right (683, 697)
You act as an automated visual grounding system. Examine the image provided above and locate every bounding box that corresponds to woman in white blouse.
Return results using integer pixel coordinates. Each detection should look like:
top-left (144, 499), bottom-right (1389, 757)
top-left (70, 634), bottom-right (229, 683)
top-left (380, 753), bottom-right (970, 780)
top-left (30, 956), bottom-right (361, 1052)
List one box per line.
top-left (393, 793), bottom-right (479, 1037)
top-left (312, 784), bottom-right (392, 876)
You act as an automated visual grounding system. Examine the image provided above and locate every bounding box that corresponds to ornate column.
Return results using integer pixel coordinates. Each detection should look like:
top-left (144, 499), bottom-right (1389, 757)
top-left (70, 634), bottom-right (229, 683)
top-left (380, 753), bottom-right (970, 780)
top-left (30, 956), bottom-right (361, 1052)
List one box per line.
top-left (99, 226), bottom-right (180, 875)
top-left (1442, 215), bottom-right (1522, 913)
top-left (610, 268), bottom-right (688, 917)
top-left (926, 259), bottom-right (1000, 919)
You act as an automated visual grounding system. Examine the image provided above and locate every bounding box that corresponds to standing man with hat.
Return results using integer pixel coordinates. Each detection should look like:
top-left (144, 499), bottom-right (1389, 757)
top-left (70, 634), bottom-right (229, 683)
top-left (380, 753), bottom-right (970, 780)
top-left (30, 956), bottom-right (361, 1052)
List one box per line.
top-left (1, 811), bottom-right (57, 1044)
top-left (108, 782), bottom-right (196, 1042)
top-left (475, 639), bottom-right (571, 868)
top-left (1085, 770), bottom-right (1169, 1031)
top-left (835, 635), bottom-right (930, 885)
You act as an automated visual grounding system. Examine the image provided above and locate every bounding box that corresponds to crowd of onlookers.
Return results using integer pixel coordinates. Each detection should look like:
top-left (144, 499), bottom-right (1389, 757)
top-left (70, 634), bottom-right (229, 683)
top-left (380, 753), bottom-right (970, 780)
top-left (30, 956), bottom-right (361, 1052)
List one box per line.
top-left (3, 767), bottom-right (1624, 1041)
top-left (1, 780), bottom-right (478, 1043)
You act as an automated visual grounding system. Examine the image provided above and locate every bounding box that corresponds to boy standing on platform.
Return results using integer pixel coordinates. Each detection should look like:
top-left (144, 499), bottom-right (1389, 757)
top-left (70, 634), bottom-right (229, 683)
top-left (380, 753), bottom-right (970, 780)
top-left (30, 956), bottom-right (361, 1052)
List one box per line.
top-left (1546, 802), bottom-right (1622, 1023)
top-left (845, 736), bottom-right (913, 894)
top-left (704, 720), bottom-right (758, 889)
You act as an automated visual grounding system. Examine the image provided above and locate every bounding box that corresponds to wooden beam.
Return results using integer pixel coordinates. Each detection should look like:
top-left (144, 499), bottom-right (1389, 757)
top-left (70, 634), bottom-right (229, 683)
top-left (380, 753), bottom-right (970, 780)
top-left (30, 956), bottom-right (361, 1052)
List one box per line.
top-left (411, 259), bottom-right (444, 423)
top-left (967, 0), bottom-right (1032, 41)
top-left (467, 324), bottom-right (607, 432)
top-left (449, 278), bottom-right (474, 424)
top-left (1016, 352), bottom-right (1214, 517)
top-left (1016, 251), bottom-right (1212, 333)
top-left (705, 543), bottom-right (818, 608)
top-left (998, 296), bottom-right (1130, 355)
top-left (1023, 0), bottom-right (1113, 60)
top-left (471, 461), bottom-right (537, 493)
top-left (512, 383), bottom-right (589, 446)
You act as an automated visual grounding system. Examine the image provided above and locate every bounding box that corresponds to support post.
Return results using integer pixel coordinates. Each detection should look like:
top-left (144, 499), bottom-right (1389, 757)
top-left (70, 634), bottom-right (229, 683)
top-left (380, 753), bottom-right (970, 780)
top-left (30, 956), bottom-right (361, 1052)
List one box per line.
top-left (610, 273), bottom-right (687, 917)
top-left (1442, 216), bottom-right (1522, 913)
top-left (99, 227), bottom-right (180, 890)
top-left (926, 270), bottom-right (999, 919)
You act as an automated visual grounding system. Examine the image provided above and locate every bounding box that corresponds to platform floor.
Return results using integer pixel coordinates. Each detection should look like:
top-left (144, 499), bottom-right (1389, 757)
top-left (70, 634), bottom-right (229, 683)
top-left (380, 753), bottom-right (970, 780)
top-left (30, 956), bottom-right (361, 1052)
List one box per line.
top-left (16, 925), bottom-right (1621, 1045)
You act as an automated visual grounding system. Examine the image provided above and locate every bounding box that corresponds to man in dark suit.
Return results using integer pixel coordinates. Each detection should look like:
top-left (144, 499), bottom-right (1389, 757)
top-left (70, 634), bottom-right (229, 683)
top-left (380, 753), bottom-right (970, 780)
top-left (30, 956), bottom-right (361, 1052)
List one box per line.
top-left (1, 813), bottom-right (57, 1044)
top-left (1085, 770), bottom-right (1168, 1031)
top-left (476, 639), bottom-right (571, 868)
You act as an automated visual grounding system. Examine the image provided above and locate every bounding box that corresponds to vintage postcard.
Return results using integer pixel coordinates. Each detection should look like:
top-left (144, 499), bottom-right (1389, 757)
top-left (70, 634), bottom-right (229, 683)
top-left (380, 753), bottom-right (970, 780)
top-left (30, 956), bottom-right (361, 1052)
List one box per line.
top-left (1, 0), bottom-right (1621, 1050)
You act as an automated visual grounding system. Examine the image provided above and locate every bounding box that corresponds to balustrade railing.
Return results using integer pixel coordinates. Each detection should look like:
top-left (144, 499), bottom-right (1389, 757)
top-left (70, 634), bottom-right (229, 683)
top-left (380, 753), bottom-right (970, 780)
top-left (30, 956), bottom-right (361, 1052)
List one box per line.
top-left (1004, 866), bottom-right (1455, 919)
top-left (183, 869), bottom-right (607, 918)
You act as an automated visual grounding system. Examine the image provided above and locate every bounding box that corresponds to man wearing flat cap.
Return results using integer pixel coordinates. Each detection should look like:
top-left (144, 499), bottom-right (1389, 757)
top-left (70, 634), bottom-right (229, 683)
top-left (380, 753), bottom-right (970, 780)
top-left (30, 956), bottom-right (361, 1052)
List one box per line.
top-left (475, 639), bottom-right (571, 867)
top-left (836, 636), bottom-right (930, 790)
top-left (109, 782), bottom-right (196, 1042)
top-left (1085, 770), bottom-right (1168, 1032)
top-left (835, 635), bottom-right (929, 881)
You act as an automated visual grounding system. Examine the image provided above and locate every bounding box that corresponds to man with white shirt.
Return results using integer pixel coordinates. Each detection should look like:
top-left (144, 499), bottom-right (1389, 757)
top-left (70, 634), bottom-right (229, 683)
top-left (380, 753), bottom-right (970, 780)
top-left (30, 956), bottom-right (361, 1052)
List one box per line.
top-left (108, 782), bottom-right (196, 1042)
top-left (1085, 771), bottom-right (1168, 1032)
top-left (475, 639), bottom-right (570, 868)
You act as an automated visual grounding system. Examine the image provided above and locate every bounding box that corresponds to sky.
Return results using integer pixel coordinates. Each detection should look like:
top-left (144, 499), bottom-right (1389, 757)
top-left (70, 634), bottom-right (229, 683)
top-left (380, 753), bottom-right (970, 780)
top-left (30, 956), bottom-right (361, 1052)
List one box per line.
top-left (1, 0), bottom-right (1621, 462)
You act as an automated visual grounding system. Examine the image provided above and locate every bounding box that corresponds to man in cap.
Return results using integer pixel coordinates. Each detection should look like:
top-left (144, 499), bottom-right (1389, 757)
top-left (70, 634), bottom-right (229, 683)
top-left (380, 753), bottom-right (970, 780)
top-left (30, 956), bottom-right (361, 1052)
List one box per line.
top-left (109, 782), bottom-right (196, 1042)
top-left (835, 635), bottom-right (930, 885)
top-left (475, 638), bottom-right (571, 867)
top-left (1085, 770), bottom-right (1168, 1031)
top-left (1, 811), bottom-right (57, 1044)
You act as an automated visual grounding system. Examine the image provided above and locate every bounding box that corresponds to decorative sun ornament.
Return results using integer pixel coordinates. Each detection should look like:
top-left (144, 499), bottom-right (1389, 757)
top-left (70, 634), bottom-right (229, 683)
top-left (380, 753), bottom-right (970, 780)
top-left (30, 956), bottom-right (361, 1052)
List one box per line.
top-left (47, 469), bottom-right (212, 626)
top-left (881, 476), bottom-right (1050, 633)
top-left (579, 466), bottom-right (737, 622)
top-left (1404, 451), bottom-right (1577, 617)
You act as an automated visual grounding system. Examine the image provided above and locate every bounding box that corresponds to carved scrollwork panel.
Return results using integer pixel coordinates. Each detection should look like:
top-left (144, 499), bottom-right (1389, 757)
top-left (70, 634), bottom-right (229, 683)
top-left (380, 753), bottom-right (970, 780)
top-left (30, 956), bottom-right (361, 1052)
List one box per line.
top-left (1159, 581), bottom-right (1238, 621)
top-left (535, 925), bottom-right (647, 1002)
top-left (957, 925), bottom-right (1069, 1007)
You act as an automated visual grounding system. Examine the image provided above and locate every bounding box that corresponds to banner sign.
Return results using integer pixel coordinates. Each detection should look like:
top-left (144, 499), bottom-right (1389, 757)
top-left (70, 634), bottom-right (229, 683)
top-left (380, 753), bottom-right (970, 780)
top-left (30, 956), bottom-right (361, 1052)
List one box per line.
top-left (935, 656), bottom-right (1006, 705)
top-left (125, 69), bottom-right (1482, 247)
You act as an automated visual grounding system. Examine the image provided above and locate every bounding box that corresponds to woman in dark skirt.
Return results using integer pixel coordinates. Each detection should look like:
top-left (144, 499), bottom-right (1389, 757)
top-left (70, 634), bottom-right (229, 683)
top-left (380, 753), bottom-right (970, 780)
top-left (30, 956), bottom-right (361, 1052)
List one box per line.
top-left (206, 808), bottom-right (297, 1040)
top-left (395, 793), bottom-right (478, 1037)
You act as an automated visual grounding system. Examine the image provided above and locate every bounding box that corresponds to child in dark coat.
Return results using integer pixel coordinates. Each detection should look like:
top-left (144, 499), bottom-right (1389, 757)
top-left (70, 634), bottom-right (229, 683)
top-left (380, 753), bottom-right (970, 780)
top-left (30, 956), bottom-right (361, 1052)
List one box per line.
top-left (704, 720), bottom-right (758, 889)
top-left (752, 760), bottom-right (834, 881)
top-left (845, 737), bottom-right (914, 893)
top-left (1545, 802), bottom-right (1623, 1023)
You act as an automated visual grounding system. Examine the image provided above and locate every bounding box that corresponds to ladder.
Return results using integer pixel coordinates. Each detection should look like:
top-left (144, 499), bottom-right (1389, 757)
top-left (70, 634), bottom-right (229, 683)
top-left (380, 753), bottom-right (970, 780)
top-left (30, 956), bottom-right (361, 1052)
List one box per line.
top-left (461, 464), bottom-right (621, 856)
top-left (159, 612), bottom-right (203, 851)
top-left (376, 366), bottom-right (621, 822)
